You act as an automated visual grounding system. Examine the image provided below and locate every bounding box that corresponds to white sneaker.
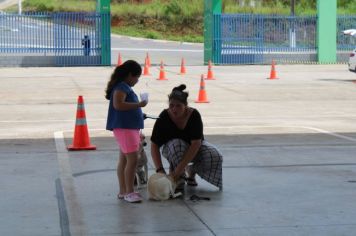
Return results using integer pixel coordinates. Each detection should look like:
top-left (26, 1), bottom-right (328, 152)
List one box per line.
top-left (124, 192), bottom-right (143, 203)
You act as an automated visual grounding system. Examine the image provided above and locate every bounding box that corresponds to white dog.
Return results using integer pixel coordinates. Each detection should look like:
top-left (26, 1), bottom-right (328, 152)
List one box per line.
top-left (147, 173), bottom-right (182, 201)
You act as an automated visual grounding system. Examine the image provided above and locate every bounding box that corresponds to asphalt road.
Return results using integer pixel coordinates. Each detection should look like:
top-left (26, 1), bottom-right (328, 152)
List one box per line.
top-left (0, 0), bottom-right (17, 9)
top-left (110, 35), bottom-right (203, 66)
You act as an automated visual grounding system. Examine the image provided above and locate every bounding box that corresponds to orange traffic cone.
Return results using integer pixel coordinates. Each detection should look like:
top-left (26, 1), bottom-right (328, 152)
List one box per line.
top-left (179, 58), bottom-right (186, 75)
top-left (146, 52), bottom-right (151, 67)
top-left (157, 61), bottom-right (168, 80)
top-left (195, 74), bottom-right (210, 103)
top-left (117, 53), bottom-right (122, 66)
top-left (267, 60), bottom-right (278, 80)
top-left (67, 96), bottom-right (96, 151)
top-left (205, 60), bottom-right (215, 80)
top-left (143, 58), bottom-right (151, 76)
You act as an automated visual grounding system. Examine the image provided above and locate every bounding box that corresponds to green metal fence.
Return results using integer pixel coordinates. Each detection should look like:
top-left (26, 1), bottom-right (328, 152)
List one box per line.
top-left (0, 12), bottom-right (111, 67)
top-left (212, 14), bottom-right (355, 65)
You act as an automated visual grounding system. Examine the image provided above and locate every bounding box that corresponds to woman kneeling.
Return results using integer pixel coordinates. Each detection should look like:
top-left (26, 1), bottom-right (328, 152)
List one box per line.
top-left (150, 84), bottom-right (223, 190)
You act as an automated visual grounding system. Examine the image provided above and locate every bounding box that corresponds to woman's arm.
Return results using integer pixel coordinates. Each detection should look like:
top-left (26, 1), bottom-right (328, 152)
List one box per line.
top-left (151, 142), bottom-right (166, 173)
top-left (171, 139), bottom-right (201, 181)
top-left (113, 90), bottom-right (147, 111)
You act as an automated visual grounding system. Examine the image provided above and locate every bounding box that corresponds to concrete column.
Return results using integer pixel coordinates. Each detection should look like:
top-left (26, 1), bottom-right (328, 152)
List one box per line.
top-left (317, 0), bottom-right (337, 63)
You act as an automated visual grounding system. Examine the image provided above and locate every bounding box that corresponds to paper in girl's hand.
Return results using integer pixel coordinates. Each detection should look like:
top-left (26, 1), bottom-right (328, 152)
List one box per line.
top-left (140, 92), bottom-right (149, 102)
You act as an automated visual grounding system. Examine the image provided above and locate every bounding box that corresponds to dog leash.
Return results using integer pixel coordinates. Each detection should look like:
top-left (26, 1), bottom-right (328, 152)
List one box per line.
top-left (189, 194), bottom-right (210, 202)
top-left (143, 113), bottom-right (159, 120)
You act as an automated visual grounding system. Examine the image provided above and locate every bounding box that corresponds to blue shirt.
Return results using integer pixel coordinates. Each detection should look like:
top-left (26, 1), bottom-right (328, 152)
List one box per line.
top-left (106, 82), bottom-right (144, 131)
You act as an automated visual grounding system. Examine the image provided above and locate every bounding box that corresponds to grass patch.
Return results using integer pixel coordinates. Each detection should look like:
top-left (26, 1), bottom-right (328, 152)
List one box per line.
top-left (22, 0), bottom-right (95, 12)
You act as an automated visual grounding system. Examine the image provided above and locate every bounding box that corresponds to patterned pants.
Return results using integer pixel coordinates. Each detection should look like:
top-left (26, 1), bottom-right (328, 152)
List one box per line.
top-left (162, 139), bottom-right (223, 189)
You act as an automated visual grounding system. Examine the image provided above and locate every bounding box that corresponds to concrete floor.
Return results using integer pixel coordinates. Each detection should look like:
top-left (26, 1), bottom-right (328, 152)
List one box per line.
top-left (1, 64), bottom-right (356, 235)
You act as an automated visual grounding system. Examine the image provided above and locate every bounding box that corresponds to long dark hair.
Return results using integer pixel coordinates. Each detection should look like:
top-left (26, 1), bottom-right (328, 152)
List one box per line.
top-left (105, 60), bottom-right (142, 100)
top-left (168, 84), bottom-right (189, 105)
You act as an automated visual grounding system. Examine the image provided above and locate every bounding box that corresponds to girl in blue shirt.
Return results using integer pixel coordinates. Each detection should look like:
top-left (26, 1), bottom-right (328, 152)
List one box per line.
top-left (105, 60), bottom-right (148, 203)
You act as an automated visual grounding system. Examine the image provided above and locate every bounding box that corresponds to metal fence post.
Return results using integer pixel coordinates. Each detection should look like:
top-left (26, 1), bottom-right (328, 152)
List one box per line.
top-left (204, 0), bottom-right (221, 65)
top-left (96, 0), bottom-right (111, 66)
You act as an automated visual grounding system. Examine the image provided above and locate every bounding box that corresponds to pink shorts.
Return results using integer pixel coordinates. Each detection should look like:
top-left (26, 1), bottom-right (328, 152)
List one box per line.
top-left (113, 129), bottom-right (140, 154)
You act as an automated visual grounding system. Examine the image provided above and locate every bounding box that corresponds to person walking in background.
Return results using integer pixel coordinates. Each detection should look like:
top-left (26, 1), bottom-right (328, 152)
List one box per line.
top-left (150, 84), bottom-right (223, 191)
top-left (105, 60), bottom-right (148, 203)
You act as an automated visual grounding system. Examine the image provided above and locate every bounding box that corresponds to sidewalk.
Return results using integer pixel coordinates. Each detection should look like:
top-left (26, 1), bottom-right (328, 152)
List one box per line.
top-left (1, 64), bottom-right (356, 235)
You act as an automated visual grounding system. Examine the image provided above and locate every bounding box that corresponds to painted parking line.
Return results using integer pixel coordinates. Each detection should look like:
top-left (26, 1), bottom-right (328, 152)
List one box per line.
top-left (299, 126), bottom-right (356, 142)
top-left (203, 125), bottom-right (356, 142)
top-left (54, 131), bottom-right (87, 236)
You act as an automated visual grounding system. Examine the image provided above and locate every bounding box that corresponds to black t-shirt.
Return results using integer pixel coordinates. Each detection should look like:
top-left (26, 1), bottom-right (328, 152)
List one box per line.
top-left (150, 108), bottom-right (204, 147)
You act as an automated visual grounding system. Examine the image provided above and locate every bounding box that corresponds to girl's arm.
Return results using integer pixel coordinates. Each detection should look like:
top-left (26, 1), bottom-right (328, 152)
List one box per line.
top-left (170, 139), bottom-right (201, 181)
top-left (113, 90), bottom-right (147, 111)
